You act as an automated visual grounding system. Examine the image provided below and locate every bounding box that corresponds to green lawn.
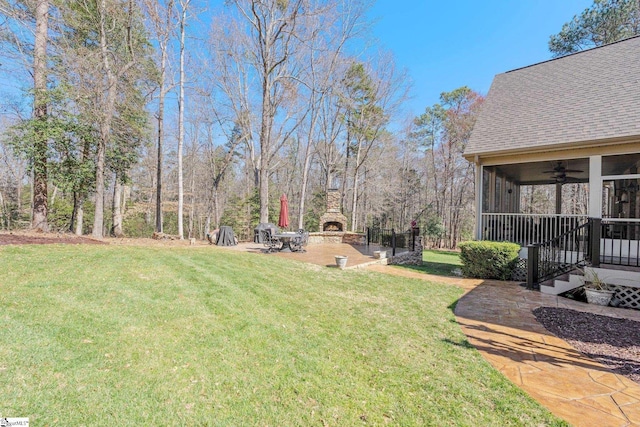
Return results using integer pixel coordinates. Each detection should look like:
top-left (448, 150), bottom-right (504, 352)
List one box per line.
top-left (0, 244), bottom-right (565, 426)
top-left (397, 249), bottom-right (463, 277)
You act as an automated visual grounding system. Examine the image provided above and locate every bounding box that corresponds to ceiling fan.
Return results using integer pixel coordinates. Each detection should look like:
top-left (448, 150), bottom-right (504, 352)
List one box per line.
top-left (543, 161), bottom-right (584, 184)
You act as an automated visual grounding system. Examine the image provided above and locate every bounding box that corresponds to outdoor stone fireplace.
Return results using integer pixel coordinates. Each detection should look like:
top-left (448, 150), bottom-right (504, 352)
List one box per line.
top-left (308, 189), bottom-right (364, 245)
top-left (319, 189), bottom-right (348, 232)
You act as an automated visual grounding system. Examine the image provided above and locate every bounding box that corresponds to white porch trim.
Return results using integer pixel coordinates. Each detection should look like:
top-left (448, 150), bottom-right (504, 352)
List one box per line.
top-left (589, 155), bottom-right (602, 219)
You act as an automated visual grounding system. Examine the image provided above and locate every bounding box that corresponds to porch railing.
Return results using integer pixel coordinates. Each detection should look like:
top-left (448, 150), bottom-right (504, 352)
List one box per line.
top-left (527, 220), bottom-right (592, 289)
top-left (601, 219), bottom-right (640, 267)
top-left (481, 213), bottom-right (588, 247)
top-left (494, 216), bottom-right (640, 288)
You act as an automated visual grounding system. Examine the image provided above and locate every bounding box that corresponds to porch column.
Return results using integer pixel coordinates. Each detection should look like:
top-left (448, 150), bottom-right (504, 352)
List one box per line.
top-left (555, 183), bottom-right (562, 215)
top-left (589, 155), bottom-right (602, 218)
top-left (475, 161), bottom-right (483, 240)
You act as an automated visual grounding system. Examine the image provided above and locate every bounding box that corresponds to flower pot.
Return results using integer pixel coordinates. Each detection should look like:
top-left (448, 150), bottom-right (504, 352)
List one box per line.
top-left (335, 255), bottom-right (348, 269)
top-left (373, 250), bottom-right (387, 259)
top-left (585, 288), bottom-right (614, 306)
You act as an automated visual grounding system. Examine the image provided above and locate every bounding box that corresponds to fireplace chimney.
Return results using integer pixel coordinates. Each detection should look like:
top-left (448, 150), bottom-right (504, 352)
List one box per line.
top-left (326, 188), bottom-right (341, 212)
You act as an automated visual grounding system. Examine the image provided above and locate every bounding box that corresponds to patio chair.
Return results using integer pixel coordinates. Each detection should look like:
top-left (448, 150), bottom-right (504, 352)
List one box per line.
top-left (290, 231), bottom-right (309, 253)
top-left (261, 229), bottom-right (282, 253)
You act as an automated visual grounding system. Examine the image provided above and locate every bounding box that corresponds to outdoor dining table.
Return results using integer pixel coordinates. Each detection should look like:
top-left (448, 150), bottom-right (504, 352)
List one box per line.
top-left (274, 232), bottom-right (299, 252)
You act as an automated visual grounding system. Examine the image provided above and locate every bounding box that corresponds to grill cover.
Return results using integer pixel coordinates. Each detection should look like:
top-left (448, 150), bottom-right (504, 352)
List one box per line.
top-left (216, 226), bottom-right (237, 246)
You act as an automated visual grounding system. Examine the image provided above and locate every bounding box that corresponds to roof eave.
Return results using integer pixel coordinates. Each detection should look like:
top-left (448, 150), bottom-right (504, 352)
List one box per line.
top-left (463, 135), bottom-right (640, 163)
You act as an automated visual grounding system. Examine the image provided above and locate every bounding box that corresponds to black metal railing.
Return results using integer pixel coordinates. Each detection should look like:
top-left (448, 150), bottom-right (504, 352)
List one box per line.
top-left (508, 217), bottom-right (640, 288)
top-left (367, 227), bottom-right (418, 255)
top-left (601, 219), bottom-right (640, 267)
top-left (527, 219), bottom-right (592, 289)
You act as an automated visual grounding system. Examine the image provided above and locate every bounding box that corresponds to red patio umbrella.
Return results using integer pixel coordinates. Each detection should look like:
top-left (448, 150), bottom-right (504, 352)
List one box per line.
top-left (278, 194), bottom-right (289, 228)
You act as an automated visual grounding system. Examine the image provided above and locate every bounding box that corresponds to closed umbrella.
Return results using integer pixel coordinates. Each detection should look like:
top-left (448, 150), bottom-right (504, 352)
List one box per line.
top-left (278, 194), bottom-right (289, 228)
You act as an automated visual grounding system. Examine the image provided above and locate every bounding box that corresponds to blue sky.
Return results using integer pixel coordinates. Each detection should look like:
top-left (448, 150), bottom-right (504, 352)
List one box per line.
top-left (0, 0), bottom-right (594, 122)
top-left (368, 0), bottom-right (593, 116)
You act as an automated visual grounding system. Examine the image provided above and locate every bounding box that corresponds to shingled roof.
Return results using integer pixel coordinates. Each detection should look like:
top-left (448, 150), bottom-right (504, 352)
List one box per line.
top-left (464, 36), bottom-right (640, 159)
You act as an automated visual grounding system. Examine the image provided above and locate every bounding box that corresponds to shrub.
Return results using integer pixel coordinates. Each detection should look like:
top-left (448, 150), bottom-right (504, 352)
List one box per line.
top-left (458, 241), bottom-right (520, 280)
top-left (48, 198), bottom-right (74, 232)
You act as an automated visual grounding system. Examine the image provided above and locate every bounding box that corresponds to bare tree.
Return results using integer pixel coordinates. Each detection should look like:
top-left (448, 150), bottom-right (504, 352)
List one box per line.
top-left (0, 0), bottom-right (51, 230)
top-left (294, 0), bottom-right (368, 230)
top-left (141, 0), bottom-right (175, 234)
top-left (31, 0), bottom-right (48, 231)
top-left (176, 0), bottom-right (191, 239)
top-left (224, 0), bottom-right (309, 224)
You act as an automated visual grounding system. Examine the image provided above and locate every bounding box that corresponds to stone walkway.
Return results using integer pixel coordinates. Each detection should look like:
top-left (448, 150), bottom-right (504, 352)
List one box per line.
top-left (368, 264), bottom-right (640, 427)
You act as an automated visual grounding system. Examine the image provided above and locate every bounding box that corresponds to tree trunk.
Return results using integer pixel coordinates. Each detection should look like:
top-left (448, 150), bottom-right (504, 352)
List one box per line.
top-left (122, 185), bottom-right (130, 217)
top-left (32, 0), bottom-right (49, 232)
top-left (75, 199), bottom-right (84, 236)
top-left (297, 104), bottom-right (318, 230)
top-left (258, 79), bottom-right (272, 224)
top-left (74, 136), bottom-right (91, 236)
top-left (350, 139), bottom-right (362, 232)
top-left (188, 160), bottom-right (195, 238)
top-left (93, 128), bottom-right (106, 238)
top-left (176, 1), bottom-right (188, 239)
top-left (341, 134), bottom-right (350, 216)
top-left (0, 189), bottom-right (6, 229)
top-left (351, 172), bottom-right (359, 232)
top-left (93, 0), bottom-right (120, 238)
top-left (111, 177), bottom-right (124, 237)
top-left (205, 215), bottom-right (211, 236)
top-left (297, 143), bottom-right (312, 230)
top-left (155, 46), bottom-right (167, 234)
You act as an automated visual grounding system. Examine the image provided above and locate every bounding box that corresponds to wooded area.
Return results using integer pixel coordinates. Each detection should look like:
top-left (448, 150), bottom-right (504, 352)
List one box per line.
top-left (1, 0), bottom-right (632, 247)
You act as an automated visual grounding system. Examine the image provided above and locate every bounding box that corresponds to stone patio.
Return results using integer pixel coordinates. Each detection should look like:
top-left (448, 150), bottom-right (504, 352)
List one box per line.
top-left (454, 280), bottom-right (640, 427)
top-left (228, 241), bottom-right (396, 269)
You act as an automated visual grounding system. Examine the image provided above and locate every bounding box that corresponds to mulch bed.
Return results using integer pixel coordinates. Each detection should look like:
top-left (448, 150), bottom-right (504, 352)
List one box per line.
top-left (0, 233), bottom-right (107, 246)
top-left (533, 307), bottom-right (640, 384)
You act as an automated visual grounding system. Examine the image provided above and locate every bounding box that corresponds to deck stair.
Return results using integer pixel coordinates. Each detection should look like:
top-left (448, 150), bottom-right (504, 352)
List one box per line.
top-left (541, 267), bottom-right (640, 296)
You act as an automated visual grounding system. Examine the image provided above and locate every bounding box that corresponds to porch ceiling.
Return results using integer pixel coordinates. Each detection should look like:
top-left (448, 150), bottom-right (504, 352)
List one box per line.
top-left (494, 158), bottom-right (590, 185)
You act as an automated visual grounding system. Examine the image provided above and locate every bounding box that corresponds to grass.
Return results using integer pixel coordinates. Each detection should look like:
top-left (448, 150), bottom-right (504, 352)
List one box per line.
top-left (0, 244), bottom-right (565, 426)
top-left (396, 249), bottom-right (463, 277)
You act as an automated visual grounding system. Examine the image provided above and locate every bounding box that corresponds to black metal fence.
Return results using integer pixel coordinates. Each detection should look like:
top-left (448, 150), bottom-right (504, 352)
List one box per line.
top-left (367, 227), bottom-right (419, 255)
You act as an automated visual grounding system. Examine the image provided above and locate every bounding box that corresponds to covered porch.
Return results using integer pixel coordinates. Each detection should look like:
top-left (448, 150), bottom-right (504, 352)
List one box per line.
top-left (462, 36), bottom-right (640, 290)
top-left (476, 152), bottom-right (640, 268)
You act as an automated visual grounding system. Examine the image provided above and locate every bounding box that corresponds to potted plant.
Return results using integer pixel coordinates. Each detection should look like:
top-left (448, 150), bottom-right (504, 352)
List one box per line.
top-left (335, 255), bottom-right (348, 269)
top-left (581, 269), bottom-right (615, 306)
top-left (373, 250), bottom-right (387, 259)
